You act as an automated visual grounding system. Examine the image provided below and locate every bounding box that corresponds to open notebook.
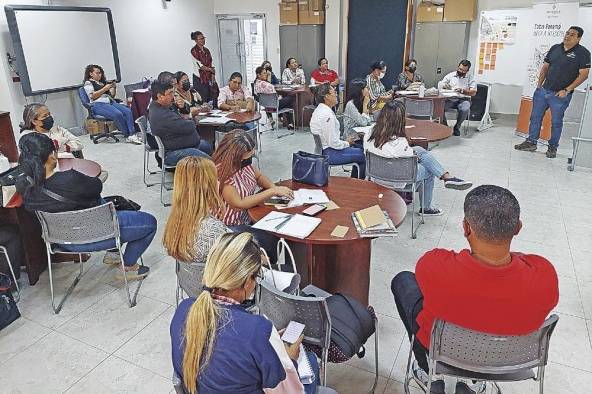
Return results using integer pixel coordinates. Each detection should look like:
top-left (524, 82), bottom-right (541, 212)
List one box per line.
top-left (297, 344), bottom-right (315, 384)
top-left (253, 211), bottom-right (321, 239)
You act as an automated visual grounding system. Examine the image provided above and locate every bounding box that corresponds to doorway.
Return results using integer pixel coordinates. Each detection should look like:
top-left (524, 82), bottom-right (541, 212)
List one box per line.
top-left (216, 14), bottom-right (267, 89)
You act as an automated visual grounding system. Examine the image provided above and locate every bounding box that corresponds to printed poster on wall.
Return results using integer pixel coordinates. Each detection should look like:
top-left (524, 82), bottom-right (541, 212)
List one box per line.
top-left (522, 2), bottom-right (580, 99)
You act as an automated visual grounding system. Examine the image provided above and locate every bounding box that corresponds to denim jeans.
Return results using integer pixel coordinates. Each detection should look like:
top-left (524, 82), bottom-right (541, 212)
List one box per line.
top-left (413, 146), bottom-right (445, 209)
top-left (92, 102), bottom-right (135, 136)
top-left (59, 210), bottom-right (157, 267)
top-left (229, 224), bottom-right (279, 264)
top-left (527, 87), bottom-right (573, 148)
top-left (164, 140), bottom-right (213, 167)
top-left (304, 350), bottom-right (321, 394)
top-left (444, 98), bottom-right (471, 130)
top-left (391, 271), bottom-right (429, 372)
top-left (323, 146), bottom-right (366, 179)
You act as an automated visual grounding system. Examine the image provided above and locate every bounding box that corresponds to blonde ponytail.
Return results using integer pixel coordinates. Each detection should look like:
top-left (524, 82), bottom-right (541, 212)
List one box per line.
top-left (181, 232), bottom-right (262, 394)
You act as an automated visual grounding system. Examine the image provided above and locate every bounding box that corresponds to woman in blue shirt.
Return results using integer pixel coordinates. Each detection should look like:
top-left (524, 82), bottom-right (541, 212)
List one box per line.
top-left (170, 232), bottom-right (319, 394)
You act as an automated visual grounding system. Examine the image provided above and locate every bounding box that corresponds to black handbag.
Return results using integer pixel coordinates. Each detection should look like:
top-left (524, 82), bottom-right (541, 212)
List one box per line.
top-left (0, 273), bottom-right (20, 331)
top-left (103, 195), bottom-right (141, 211)
top-left (292, 151), bottom-right (329, 187)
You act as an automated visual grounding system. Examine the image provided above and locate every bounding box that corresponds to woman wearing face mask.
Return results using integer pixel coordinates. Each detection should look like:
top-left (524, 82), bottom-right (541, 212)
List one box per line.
top-left (282, 57), bottom-right (306, 85)
top-left (366, 60), bottom-right (393, 112)
top-left (170, 232), bottom-right (320, 394)
top-left (213, 130), bottom-right (292, 262)
top-left (397, 59), bottom-right (423, 91)
top-left (15, 133), bottom-right (156, 280)
top-left (173, 71), bottom-right (211, 117)
top-left (261, 61), bottom-right (279, 85)
top-left (20, 103), bottom-right (84, 158)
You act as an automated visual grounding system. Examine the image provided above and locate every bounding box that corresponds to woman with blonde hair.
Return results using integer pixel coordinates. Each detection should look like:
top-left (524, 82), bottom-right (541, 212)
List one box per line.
top-left (163, 156), bottom-right (229, 264)
top-left (170, 232), bottom-right (319, 393)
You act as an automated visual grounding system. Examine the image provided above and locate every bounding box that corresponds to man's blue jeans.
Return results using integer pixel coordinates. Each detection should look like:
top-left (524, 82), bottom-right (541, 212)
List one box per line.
top-left (527, 87), bottom-right (573, 148)
top-left (92, 102), bottom-right (135, 136)
top-left (323, 146), bottom-right (366, 179)
top-left (59, 210), bottom-right (157, 267)
top-left (164, 140), bottom-right (213, 167)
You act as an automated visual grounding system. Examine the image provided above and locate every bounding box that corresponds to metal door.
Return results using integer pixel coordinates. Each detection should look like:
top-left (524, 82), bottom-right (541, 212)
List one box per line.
top-left (297, 25), bottom-right (325, 78)
top-left (217, 18), bottom-right (244, 86)
top-left (280, 25), bottom-right (299, 73)
top-left (217, 14), bottom-right (267, 87)
top-left (436, 23), bottom-right (470, 87)
top-left (414, 23), bottom-right (440, 88)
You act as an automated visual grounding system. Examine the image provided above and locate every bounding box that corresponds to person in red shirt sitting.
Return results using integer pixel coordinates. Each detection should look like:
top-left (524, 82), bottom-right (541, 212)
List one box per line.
top-left (391, 185), bottom-right (559, 394)
top-left (310, 57), bottom-right (339, 87)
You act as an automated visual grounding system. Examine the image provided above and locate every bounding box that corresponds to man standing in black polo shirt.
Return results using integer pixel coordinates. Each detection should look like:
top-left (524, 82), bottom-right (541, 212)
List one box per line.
top-left (515, 26), bottom-right (590, 158)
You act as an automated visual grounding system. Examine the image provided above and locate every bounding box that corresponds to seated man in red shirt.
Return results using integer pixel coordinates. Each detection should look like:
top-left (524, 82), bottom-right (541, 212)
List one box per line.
top-left (391, 185), bottom-right (559, 394)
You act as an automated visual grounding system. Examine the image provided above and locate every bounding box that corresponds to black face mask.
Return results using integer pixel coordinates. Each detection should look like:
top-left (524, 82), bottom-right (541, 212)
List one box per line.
top-left (181, 80), bottom-right (191, 91)
top-left (265, 66), bottom-right (272, 72)
top-left (408, 66), bottom-right (417, 73)
top-left (241, 157), bottom-right (253, 168)
top-left (41, 116), bottom-right (54, 130)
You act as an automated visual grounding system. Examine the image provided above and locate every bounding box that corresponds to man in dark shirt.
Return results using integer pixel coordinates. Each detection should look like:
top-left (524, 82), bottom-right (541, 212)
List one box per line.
top-left (147, 80), bottom-right (212, 167)
top-left (516, 26), bottom-right (591, 158)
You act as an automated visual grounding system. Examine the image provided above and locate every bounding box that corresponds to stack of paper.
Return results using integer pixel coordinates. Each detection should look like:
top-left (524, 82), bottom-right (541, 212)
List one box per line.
top-left (353, 125), bottom-right (374, 135)
top-left (200, 117), bottom-right (231, 124)
top-left (396, 90), bottom-right (418, 96)
top-left (297, 344), bottom-right (315, 384)
top-left (253, 211), bottom-right (321, 239)
top-left (287, 189), bottom-right (330, 208)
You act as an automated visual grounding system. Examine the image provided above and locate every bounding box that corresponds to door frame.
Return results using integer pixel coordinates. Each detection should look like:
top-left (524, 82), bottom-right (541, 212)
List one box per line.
top-left (215, 13), bottom-right (268, 84)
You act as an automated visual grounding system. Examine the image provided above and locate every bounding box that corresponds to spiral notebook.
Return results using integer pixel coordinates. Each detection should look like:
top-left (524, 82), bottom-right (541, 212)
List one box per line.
top-left (297, 344), bottom-right (315, 384)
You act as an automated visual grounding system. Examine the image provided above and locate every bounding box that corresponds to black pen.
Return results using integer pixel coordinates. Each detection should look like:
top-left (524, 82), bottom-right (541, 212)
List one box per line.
top-left (274, 214), bottom-right (293, 231)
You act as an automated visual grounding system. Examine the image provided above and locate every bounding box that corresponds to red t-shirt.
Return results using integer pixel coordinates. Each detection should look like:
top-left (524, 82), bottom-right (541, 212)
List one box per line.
top-left (415, 248), bottom-right (559, 348)
top-left (311, 68), bottom-right (338, 84)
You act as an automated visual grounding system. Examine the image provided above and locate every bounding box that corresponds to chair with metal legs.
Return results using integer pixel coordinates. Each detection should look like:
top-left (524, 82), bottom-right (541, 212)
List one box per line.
top-left (152, 135), bottom-right (176, 207)
top-left (0, 245), bottom-right (20, 302)
top-left (258, 92), bottom-right (295, 138)
top-left (36, 203), bottom-right (146, 313)
top-left (135, 116), bottom-right (159, 187)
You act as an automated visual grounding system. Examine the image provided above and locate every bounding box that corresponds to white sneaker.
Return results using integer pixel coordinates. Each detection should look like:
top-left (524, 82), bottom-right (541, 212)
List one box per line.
top-left (126, 133), bottom-right (143, 145)
top-left (455, 380), bottom-right (486, 394)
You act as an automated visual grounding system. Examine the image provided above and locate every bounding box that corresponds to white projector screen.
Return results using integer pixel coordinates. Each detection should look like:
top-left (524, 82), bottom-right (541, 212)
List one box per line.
top-left (5, 5), bottom-right (120, 96)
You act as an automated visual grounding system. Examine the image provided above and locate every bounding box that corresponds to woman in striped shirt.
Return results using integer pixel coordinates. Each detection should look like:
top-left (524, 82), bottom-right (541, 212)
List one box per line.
top-left (365, 60), bottom-right (394, 112)
top-left (213, 130), bottom-right (292, 260)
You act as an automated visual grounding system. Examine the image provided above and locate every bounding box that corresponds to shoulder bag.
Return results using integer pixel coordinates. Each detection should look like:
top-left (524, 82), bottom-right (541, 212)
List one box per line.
top-left (292, 151), bottom-right (329, 187)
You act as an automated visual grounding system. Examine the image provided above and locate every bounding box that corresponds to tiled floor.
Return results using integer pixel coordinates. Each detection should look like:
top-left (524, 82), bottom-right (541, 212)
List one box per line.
top-left (2, 117), bottom-right (592, 393)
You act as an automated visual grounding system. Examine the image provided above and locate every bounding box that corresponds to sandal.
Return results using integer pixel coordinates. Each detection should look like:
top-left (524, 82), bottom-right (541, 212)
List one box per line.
top-left (116, 264), bottom-right (150, 281)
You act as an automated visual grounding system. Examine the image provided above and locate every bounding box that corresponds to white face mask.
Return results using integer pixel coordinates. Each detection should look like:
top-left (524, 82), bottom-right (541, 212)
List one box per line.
top-left (379, 72), bottom-right (385, 79)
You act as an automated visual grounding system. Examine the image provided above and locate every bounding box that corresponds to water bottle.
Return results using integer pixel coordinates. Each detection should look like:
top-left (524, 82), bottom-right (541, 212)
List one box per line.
top-left (418, 84), bottom-right (426, 98)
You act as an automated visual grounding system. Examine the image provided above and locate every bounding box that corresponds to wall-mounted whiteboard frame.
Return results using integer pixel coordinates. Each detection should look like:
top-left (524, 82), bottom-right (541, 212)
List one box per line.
top-left (4, 5), bottom-right (120, 96)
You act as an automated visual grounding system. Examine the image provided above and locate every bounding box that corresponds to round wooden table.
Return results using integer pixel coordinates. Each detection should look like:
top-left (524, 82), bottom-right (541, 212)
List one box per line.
top-left (406, 118), bottom-right (454, 148)
top-left (274, 85), bottom-right (314, 128)
top-left (57, 158), bottom-right (102, 177)
top-left (195, 111), bottom-right (262, 147)
top-left (249, 176), bottom-right (407, 305)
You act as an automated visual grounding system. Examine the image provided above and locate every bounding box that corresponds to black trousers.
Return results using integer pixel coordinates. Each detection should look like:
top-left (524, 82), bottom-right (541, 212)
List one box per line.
top-left (192, 74), bottom-right (218, 108)
top-left (391, 271), bottom-right (430, 372)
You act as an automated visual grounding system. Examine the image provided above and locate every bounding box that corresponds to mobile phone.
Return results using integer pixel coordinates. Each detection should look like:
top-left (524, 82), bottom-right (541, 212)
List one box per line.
top-left (302, 204), bottom-right (326, 216)
top-left (265, 196), bottom-right (291, 206)
top-left (281, 321), bottom-right (306, 344)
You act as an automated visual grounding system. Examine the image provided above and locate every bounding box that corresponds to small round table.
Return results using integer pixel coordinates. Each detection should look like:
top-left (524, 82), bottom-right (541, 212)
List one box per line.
top-left (57, 158), bottom-right (102, 177)
top-left (195, 111), bottom-right (262, 147)
top-left (249, 176), bottom-right (407, 305)
top-left (274, 85), bottom-right (314, 128)
top-left (406, 118), bottom-right (454, 149)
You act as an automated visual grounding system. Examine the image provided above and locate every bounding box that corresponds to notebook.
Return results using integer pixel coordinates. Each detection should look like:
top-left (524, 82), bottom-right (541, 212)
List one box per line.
top-left (253, 211), bottom-right (321, 239)
top-left (354, 205), bottom-right (387, 229)
top-left (297, 344), bottom-right (315, 384)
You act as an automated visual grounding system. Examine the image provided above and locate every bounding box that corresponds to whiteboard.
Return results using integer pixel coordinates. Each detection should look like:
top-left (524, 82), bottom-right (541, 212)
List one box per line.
top-left (476, 6), bottom-right (592, 90)
top-left (5, 6), bottom-right (120, 96)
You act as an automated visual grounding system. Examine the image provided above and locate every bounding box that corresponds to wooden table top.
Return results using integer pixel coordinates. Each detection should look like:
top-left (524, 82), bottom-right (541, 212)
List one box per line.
top-left (196, 111), bottom-right (261, 126)
top-left (406, 118), bottom-right (453, 143)
top-left (58, 158), bottom-right (102, 177)
top-left (249, 177), bottom-right (407, 245)
top-left (274, 85), bottom-right (310, 94)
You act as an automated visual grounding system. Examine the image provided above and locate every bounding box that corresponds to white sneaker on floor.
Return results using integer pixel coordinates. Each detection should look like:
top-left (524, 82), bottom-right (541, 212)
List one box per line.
top-left (455, 380), bottom-right (486, 394)
top-left (126, 133), bottom-right (143, 145)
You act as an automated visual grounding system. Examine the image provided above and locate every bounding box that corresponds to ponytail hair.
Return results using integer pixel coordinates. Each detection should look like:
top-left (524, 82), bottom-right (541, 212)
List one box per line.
top-left (182, 232), bottom-right (262, 394)
top-left (15, 133), bottom-right (55, 198)
top-left (20, 103), bottom-right (46, 132)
